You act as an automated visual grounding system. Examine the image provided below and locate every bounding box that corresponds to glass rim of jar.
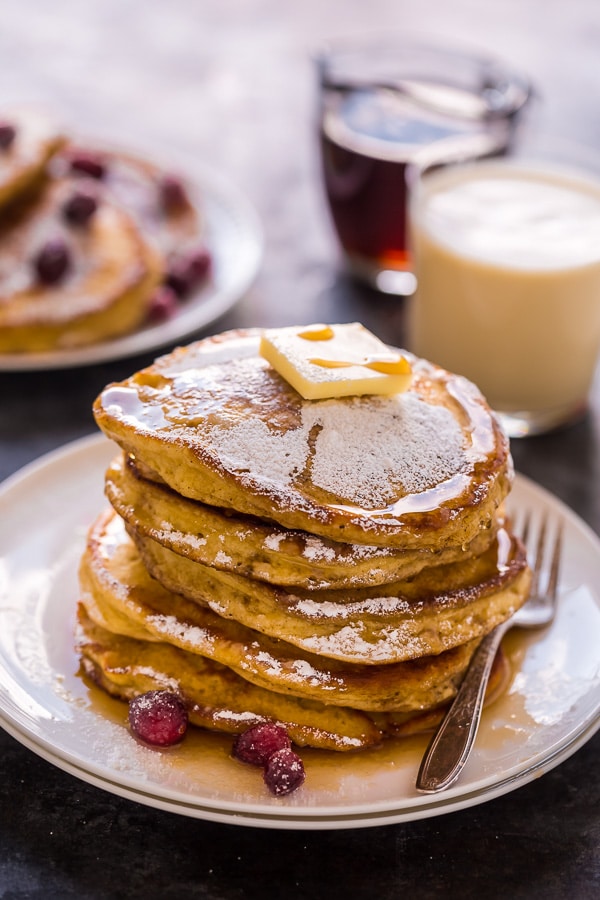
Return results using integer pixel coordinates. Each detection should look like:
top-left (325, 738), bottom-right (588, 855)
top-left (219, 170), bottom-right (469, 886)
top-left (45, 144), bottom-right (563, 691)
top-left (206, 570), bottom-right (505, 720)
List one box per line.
top-left (314, 32), bottom-right (533, 124)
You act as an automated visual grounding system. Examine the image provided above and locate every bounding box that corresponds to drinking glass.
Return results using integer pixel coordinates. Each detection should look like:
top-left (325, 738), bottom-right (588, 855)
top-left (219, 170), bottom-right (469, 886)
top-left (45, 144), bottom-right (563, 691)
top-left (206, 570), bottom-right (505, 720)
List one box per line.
top-left (408, 137), bottom-right (600, 436)
top-left (316, 36), bottom-right (531, 295)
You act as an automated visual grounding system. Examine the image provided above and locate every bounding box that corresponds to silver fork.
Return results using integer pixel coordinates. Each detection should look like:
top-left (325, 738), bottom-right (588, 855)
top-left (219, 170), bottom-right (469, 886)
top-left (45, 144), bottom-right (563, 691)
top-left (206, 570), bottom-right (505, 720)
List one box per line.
top-left (416, 510), bottom-right (563, 793)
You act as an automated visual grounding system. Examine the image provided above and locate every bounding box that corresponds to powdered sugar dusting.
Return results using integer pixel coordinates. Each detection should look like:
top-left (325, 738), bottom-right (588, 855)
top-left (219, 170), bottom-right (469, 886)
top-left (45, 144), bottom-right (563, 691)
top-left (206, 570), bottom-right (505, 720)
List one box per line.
top-left (294, 595), bottom-right (413, 620)
top-left (301, 625), bottom-right (420, 662)
top-left (263, 532), bottom-right (389, 562)
top-left (263, 533), bottom-right (285, 551)
top-left (302, 537), bottom-right (336, 562)
top-left (304, 393), bottom-right (467, 506)
top-left (204, 389), bottom-right (469, 508)
top-left (147, 613), bottom-right (212, 648)
top-left (207, 418), bottom-right (307, 489)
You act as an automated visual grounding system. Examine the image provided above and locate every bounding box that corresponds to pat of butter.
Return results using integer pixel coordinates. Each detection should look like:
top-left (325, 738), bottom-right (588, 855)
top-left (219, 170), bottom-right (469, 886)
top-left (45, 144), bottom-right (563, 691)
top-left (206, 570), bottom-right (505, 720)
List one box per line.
top-left (259, 323), bottom-right (412, 400)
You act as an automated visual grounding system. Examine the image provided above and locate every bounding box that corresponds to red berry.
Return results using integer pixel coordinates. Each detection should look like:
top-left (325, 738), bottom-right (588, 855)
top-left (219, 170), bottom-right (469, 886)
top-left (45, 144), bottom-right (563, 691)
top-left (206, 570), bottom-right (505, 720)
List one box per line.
top-left (34, 238), bottom-right (71, 284)
top-left (128, 690), bottom-right (188, 747)
top-left (263, 748), bottom-right (306, 796)
top-left (0, 121), bottom-right (16, 150)
top-left (165, 247), bottom-right (211, 298)
top-left (165, 259), bottom-right (190, 297)
top-left (146, 286), bottom-right (180, 323)
top-left (159, 174), bottom-right (189, 213)
top-left (232, 722), bottom-right (291, 767)
top-left (62, 188), bottom-right (98, 226)
top-left (69, 150), bottom-right (106, 179)
top-left (186, 246), bottom-right (211, 281)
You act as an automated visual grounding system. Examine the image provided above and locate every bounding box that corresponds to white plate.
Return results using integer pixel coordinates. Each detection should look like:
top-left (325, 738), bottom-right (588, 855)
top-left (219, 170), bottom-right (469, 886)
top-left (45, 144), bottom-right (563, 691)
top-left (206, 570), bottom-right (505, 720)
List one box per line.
top-left (0, 163), bottom-right (262, 371)
top-left (0, 435), bottom-right (599, 829)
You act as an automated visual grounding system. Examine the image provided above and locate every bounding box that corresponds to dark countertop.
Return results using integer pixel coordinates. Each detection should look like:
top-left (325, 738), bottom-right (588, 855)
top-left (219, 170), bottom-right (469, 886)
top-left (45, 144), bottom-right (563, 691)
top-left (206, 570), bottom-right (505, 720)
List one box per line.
top-left (0, 2), bottom-right (598, 897)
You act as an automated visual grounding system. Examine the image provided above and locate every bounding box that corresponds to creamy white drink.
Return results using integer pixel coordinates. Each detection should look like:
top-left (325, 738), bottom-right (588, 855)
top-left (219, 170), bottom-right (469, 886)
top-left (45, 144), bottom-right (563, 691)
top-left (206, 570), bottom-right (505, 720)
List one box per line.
top-left (409, 159), bottom-right (600, 433)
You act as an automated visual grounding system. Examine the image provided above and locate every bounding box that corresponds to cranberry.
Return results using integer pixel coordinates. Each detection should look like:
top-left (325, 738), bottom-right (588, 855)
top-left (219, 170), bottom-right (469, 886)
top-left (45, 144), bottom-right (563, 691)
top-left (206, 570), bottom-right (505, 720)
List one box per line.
top-left (186, 246), bottom-right (211, 280)
top-left (128, 690), bottom-right (188, 747)
top-left (34, 238), bottom-right (71, 285)
top-left (165, 247), bottom-right (211, 298)
top-left (62, 188), bottom-right (98, 226)
top-left (263, 747), bottom-right (306, 796)
top-left (232, 722), bottom-right (291, 767)
top-left (68, 150), bottom-right (106, 179)
top-left (146, 285), bottom-right (180, 323)
top-left (0, 121), bottom-right (16, 150)
top-left (159, 174), bottom-right (189, 213)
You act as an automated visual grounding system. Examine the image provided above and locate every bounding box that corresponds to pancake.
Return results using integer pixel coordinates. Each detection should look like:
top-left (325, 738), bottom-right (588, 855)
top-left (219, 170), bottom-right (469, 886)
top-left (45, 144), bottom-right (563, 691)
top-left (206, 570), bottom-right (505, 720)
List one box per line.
top-left (77, 604), bottom-right (510, 752)
top-left (105, 453), bottom-right (498, 590)
top-left (77, 606), bottom-right (383, 752)
top-left (54, 142), bottom-right (204, 258)
top-left (0, 108), bottom-right (65, 210)
top-left (0, 118), bottom-right (211, 354)
top-left (127, 510), bottom-right (530, 665)
top-left (0, 177), bottom-right (162, 352)
top-left (80, 508), bottom-right (486, 712)
top-left (93, 329), bottom-right (512, 550)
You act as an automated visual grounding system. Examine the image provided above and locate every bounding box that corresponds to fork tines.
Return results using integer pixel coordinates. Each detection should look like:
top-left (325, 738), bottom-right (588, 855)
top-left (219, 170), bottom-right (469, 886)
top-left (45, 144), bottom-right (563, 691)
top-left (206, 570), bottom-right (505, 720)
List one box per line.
top-left (517, 510), bottom-right (563, 602)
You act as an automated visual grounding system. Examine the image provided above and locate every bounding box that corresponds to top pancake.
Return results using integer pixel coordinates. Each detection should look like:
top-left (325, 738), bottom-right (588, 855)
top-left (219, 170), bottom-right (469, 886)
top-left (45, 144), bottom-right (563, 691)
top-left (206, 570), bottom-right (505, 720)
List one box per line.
top-left (94, 328), bottom-right (512, 548)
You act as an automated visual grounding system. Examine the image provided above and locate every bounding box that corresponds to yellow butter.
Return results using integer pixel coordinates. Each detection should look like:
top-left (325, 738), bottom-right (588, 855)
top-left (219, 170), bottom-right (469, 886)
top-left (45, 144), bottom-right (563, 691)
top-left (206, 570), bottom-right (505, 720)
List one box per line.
top-left (259, 323), bottom-right (412, 400)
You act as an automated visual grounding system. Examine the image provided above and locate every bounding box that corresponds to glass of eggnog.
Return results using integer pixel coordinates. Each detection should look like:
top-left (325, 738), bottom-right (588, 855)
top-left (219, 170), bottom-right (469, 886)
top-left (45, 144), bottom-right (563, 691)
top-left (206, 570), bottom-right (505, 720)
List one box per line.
top-left (408, 143), bottom-right (600, 436)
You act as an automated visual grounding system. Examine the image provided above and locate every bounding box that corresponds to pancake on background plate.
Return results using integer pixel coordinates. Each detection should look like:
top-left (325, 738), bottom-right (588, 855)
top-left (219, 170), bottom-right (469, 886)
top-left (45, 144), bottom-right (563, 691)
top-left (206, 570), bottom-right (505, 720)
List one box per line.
top-left (0, 176), bottom-right (162, 351)
top-left (0, 111), bottom-right (211, 353)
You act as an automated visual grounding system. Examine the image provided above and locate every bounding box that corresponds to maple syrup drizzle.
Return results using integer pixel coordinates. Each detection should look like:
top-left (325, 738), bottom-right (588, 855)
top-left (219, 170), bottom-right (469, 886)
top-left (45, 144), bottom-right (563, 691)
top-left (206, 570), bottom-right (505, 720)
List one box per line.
top-left (308, 355), bottom-right (411, 375)
top-left (297, 325), bottom-right (335, 341)
top-left (329, 471), bottom-right (472, 518)
top-left (297, 325), bottom-right (411, 375)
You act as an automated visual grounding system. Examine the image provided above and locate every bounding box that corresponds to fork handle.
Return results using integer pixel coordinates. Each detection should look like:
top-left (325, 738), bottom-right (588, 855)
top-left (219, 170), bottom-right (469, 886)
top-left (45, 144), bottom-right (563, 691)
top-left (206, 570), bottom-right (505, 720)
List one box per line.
top-left (416, 624), bottom-right (506, 793)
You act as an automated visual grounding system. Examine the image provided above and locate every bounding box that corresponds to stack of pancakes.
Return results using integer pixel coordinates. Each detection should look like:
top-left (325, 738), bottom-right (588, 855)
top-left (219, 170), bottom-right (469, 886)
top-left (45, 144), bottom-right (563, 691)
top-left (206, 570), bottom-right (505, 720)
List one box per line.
top-left (0, 108), bottom-right (207, 352)
top-left (79, 327), bottom-right (531, 751)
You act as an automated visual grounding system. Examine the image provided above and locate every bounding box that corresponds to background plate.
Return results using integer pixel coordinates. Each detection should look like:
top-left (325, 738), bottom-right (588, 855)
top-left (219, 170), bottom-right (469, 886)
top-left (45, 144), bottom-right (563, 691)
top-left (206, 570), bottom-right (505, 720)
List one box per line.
top-left (0, 435), bottom-right (599, 829)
